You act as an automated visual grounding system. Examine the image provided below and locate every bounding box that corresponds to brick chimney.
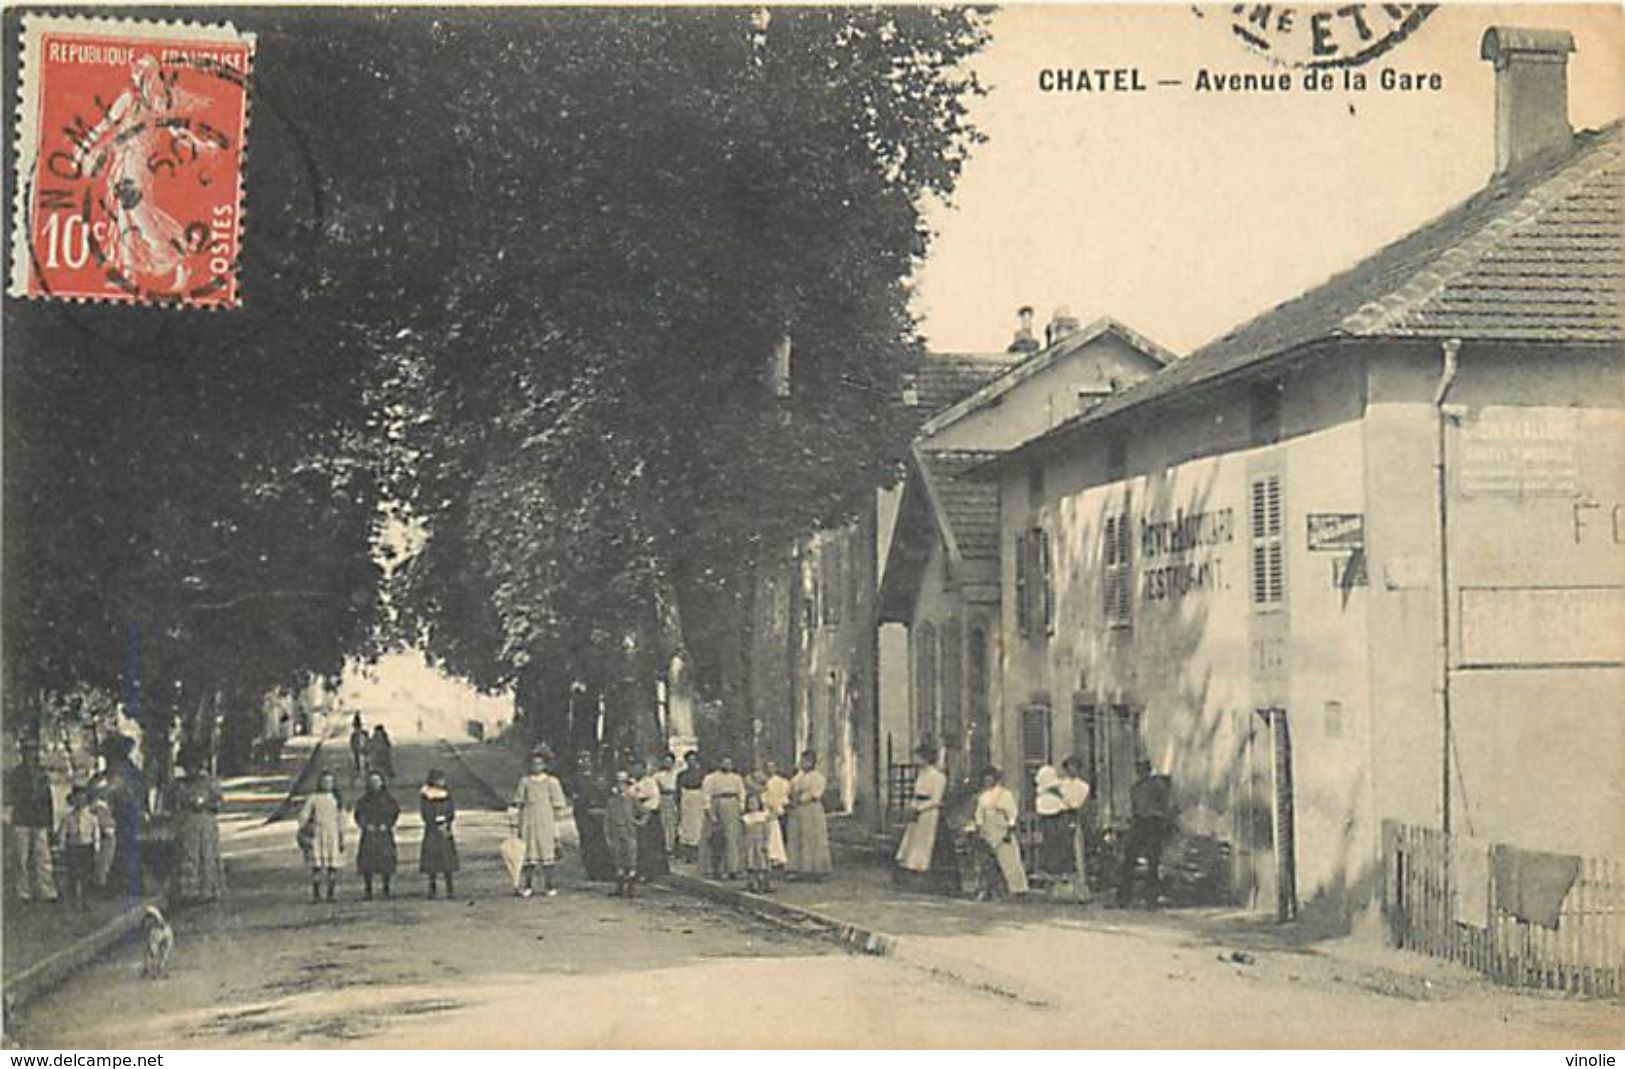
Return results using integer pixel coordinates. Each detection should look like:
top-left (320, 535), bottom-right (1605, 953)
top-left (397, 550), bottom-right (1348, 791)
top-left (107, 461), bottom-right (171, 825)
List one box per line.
top-left (1480, 26), bottom-right (1575, 177)
top-left (1045, 305), bottom-right (1081, 347)
top-left (1007, 306), bottom-right (1040, 354)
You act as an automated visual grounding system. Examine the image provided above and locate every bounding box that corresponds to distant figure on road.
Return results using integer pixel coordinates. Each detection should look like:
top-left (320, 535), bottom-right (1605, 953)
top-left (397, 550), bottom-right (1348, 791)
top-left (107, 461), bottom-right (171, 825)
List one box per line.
top-left (653, 752), bottom-right (680, 858)
top-left (349, 724), bottom-right (368, 776)
top-left (418, 768), bottom-right (459, 900)
top-left (297, 770), bottom-right (344, 902)
top-left (367, 726), bottom-right (394, 783)
top-left (511, 751), bottom-right (569, 898)
top-left (169, 765), bottom-right (225, 904)
top-left (354, 771), bottom-right (400, 900)
top-left (786, 750), bottom-right (832, 880)
top-left (604, 770), bottom-right (640, 898)
top-left (701, 756), bottom-right (746, 880)
top-left (630, 757), bottom-right (667, 879)
top-left (676, 751), bottom-right (706, 864)
top-left (973, 765), bottom-right (1027, 900)
top-left (1117, 760), bottom-right (1174, 908)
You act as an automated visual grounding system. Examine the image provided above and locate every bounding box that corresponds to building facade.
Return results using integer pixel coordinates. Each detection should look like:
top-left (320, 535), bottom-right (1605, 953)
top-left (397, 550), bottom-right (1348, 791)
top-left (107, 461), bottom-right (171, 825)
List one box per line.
top-left (983, 30), bottom-right (1622, 926)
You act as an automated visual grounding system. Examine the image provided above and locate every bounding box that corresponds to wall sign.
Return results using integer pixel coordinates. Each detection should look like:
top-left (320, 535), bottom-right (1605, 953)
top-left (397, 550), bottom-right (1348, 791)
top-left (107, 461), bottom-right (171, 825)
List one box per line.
top-left (1307, 513), bottom-right (1364, 552)
top-left (1458, 408), bottom-right (1581, 498)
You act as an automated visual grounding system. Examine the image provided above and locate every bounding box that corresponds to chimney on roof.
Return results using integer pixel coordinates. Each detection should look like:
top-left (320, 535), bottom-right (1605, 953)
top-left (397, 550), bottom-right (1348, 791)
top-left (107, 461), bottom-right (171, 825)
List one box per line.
top-left (1008, 306), bottom-right (1041, 354)
top-left (1045, 305), bottom-right (1081, 347)
top-left (1481, 26), bottom-right (1575, 177)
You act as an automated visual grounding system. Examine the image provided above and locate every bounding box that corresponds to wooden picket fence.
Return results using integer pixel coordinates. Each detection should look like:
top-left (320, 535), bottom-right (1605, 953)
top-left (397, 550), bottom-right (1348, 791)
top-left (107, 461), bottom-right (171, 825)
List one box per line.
top-left (1383, 821), bottom-right (1623, 997)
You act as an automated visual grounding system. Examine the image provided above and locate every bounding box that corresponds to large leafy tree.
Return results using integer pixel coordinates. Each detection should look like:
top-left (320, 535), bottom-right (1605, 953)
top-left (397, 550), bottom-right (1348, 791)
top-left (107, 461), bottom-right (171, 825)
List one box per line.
top-left (386, 8), bottom-right (991, 750)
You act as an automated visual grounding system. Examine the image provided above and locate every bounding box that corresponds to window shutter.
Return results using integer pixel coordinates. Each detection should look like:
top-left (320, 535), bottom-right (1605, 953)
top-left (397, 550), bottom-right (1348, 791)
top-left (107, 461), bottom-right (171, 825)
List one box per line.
top-left (1039, 529), bottom-right (1054, 636)
top-left (1015, 531), bottom-right (1031, 637)
top-left (1250, 475), bottom-right (1286, 607)
top-left (941, 620), bottom-right (963, 747)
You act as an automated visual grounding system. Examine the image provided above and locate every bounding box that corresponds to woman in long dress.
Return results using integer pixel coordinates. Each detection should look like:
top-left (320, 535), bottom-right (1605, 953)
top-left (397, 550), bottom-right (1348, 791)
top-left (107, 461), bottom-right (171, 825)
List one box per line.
top-left (676, 752), bottom-right (706, 864)
top-left (354, 771), bottom-right (400, 900)
top-left (786, 750), bottom-right (832, 879)
top-left (894, 745), bottom-right (945, 886)
top-left (974, 765), bottom-right (1028, 899)
top-left (567, 750), bottom-right (615, 882)
top-left (511, 751), bottom-right (569, 897)
top-left (418, 768), bottom-right (459, 899)
top-left (171, 765), bottom-right (225, 904)
top-left (297, 770), bottom-right (344, 902)
top-left (761, 760), bottom-right (790, 869)
top-left (701, 757), bottom-right (746, 879)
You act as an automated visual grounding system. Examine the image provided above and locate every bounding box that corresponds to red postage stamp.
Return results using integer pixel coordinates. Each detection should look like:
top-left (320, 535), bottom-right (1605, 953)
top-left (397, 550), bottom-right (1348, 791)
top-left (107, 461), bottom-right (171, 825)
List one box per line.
top-left (9, 15), bottom-right (255, 308)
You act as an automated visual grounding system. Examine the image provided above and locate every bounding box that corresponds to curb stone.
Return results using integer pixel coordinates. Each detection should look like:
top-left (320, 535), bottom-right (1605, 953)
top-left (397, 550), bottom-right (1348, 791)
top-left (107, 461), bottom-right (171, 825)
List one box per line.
top-left (2, 896), bottom-right (166, 1020)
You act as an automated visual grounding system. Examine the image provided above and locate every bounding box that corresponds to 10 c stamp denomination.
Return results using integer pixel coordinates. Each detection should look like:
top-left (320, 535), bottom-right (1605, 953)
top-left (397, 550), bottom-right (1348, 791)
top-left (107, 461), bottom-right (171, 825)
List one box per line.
top-left (10, 15), bottom-right (255, 308)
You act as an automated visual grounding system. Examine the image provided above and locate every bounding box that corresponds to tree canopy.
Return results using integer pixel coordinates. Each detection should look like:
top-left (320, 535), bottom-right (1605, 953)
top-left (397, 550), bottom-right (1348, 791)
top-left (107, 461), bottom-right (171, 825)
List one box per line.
top-left (2, 7), bottom-right (990, 761)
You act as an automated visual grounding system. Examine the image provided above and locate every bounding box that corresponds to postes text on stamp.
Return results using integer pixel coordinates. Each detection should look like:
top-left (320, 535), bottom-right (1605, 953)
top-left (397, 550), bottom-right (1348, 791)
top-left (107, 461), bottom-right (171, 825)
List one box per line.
top-left (10, 15), bottom-right (255, 308)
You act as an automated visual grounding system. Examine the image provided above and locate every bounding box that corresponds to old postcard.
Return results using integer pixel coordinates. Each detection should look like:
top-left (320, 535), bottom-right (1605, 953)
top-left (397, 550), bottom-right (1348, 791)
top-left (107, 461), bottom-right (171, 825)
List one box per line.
top-left (2, 2), bottom-right (1621, 1052)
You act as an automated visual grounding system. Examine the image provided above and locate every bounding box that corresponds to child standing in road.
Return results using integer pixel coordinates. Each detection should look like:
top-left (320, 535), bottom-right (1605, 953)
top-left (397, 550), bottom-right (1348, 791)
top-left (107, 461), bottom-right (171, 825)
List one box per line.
top-left (603, 769), bottom-right (640, 899)
top-left (297, 770), bottom-right (345, 902)
top-left (741, 791), bottom-right (774, 894)
top-left (418, 769), bottom-right (459, 900)
top-left (56, 786), bottom-right (103, 911)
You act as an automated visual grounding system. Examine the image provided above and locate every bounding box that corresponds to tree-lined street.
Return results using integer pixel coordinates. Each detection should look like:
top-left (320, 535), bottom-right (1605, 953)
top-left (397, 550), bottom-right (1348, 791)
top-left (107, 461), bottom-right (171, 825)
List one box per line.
top-left (7, 729), bottom-right (1618, 1048)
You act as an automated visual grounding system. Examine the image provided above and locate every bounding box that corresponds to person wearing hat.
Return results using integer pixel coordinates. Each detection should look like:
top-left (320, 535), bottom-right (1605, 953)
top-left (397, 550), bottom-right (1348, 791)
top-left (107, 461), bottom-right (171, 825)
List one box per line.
top-left (56, 785), bottom-right (105, 911)
top-left (418, 768), bottom-right (459, 899)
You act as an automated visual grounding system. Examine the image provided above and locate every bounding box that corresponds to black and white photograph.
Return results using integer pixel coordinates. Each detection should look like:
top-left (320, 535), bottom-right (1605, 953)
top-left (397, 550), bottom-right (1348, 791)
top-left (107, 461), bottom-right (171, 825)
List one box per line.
top-left (1, 1), bottom-right (1622, 1051)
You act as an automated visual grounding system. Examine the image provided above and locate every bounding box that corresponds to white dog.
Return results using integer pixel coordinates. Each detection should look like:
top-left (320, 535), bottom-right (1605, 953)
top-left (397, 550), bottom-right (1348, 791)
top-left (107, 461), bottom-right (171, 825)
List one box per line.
top-left (140, 905), bottom-right (174, 979)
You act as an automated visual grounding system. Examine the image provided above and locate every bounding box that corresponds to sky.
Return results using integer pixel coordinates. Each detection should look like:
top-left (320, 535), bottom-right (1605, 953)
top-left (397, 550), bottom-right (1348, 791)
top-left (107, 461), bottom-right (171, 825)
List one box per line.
top-left (911, 3), bottom-right (1625, 357)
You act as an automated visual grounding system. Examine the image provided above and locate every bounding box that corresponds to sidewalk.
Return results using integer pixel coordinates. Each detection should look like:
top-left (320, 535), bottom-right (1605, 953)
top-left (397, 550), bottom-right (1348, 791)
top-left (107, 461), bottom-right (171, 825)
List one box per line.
top-left (3, 735), bottom-right (325, 1015)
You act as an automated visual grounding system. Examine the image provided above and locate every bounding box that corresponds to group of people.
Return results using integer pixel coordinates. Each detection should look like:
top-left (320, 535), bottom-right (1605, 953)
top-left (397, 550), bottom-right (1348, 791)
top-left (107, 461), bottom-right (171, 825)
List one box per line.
top-left (8, 735), bottom-right (214, 912)
top-left (511, 747), bottom-right (834, 900)
top-left (348, 716), bottom-right (395, 784)
top-left (296, 764), bottom-right (458, 902)
top-left (894, 745), bottom-right (1176, 906)
top-left (672, 750), bottom-right (832, 889)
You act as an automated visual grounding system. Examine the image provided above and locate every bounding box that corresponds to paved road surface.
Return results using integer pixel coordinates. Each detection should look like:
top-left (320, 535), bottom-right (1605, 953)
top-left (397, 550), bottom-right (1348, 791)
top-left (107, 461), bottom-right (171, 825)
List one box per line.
top-left (8, 738), bottom-right (1619, 1048)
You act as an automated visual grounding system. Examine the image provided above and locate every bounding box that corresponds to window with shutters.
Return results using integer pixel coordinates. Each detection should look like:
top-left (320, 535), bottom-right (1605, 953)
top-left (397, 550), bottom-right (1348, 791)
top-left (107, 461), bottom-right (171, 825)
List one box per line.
top-left (914, 622), bottom-right (938, 739)
top-left (1020, 703), bottom-right (1052, 808)
top-left (1015, 529), bottom-right (1052, 640)
top-left (1037, 528), bottom-right (1054, 638)
top-left (1250, 474), bottom-right (1286, 610)
top-left (940, 620), bottom-right (963, 749)
top-left (1015, 530), bottom-right (1032, 638)
top-left (1103, 508), bottom-right (1133, 629)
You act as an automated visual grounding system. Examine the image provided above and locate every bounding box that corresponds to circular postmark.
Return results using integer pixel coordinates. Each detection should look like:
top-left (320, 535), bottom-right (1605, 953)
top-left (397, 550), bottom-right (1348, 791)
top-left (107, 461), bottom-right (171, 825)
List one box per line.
top-left (15, 18), bottom-right (254, 308)
top-left (1192, 4), bottom-right (1436, 69)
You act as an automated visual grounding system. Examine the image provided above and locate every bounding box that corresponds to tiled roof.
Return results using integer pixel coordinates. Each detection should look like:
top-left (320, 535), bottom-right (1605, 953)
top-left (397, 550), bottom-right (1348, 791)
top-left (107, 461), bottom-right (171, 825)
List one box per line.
top-left (911, 352), bottom-right (1023, 416)
top-left (992, 122), bottom-right (1623, 467)
top-left (918, 449), bottom-right (1001, 560)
